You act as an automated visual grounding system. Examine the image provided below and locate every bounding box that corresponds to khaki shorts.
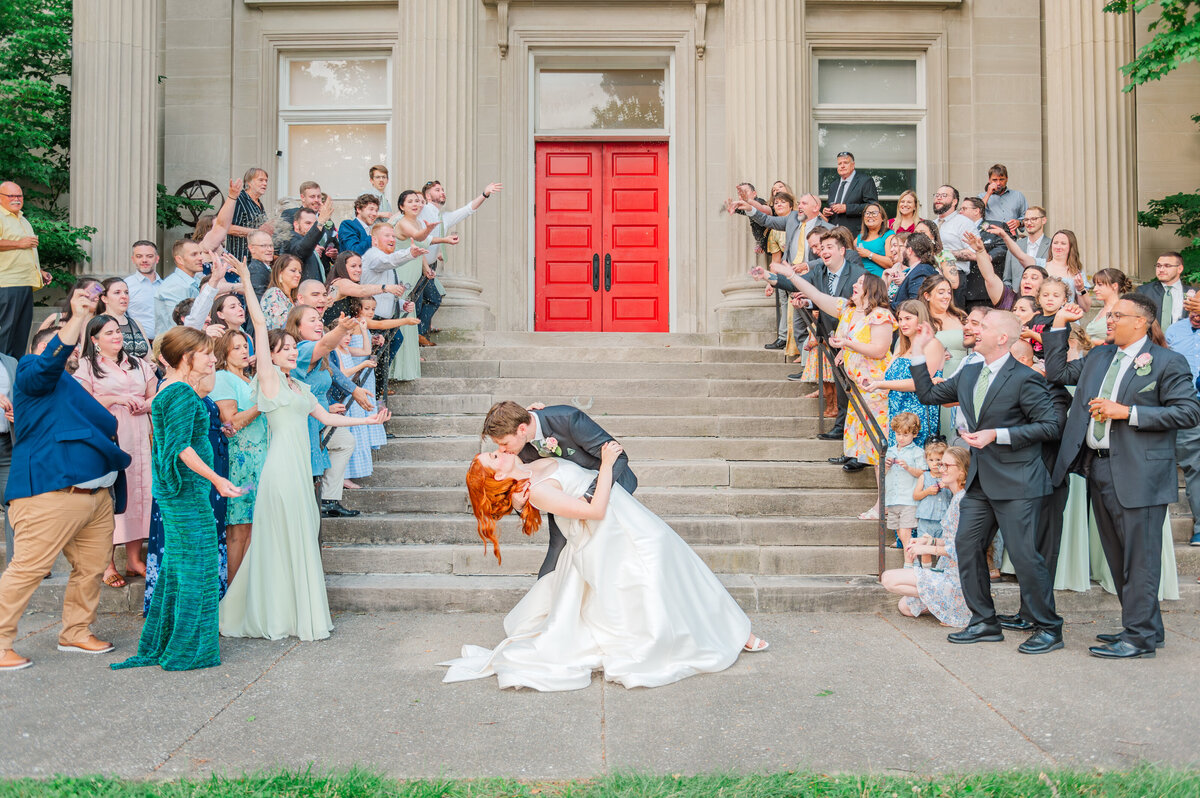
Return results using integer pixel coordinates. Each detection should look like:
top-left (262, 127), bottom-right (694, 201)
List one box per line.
top-left (886, 504), bottom-right (917, 531)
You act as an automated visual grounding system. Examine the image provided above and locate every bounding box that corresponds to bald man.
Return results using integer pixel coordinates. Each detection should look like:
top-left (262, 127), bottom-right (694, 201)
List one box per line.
top-left (0, 182), bottom-right (51, 359)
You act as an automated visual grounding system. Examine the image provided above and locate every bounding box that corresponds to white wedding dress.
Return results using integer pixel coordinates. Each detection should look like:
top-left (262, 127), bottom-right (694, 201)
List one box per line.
top-left (441, 459), bottom-right (752, 691)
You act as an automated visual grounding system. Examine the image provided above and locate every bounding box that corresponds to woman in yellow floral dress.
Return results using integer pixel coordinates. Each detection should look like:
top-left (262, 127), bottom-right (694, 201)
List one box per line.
top-left (790, 273), bottom-right (897, 517)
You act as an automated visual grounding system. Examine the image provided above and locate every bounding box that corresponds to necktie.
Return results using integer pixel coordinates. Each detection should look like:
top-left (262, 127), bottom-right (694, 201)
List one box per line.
top-left (1162, 287), bottom-right (1174, 327)
top-left (971, 365), bottom-right (991, 421)
top-left (826, 270), bottom-right (836, 294)
top-left (834, 179), bottom-right (848, 206)
top-left (1091, 351), bottom-right (1126, 441)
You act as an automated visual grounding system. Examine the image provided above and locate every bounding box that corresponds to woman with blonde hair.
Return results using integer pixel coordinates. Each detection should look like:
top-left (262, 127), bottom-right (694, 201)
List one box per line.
top-left (444, 440), bottom-right (766, 691)
top-left (888, 190), bottom-right (920, 233)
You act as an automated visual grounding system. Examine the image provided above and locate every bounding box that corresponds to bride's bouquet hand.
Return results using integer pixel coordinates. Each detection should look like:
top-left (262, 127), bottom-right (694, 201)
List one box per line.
top-left (600, 440), bottom-right (623, 466)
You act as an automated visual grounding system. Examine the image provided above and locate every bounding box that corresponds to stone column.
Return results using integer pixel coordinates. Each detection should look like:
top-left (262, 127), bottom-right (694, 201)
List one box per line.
top-left (397, 0), bottom-right (490, 329)
top-left (70, 0), bottom-right (159, 276)
top-left (717, 0), bottom-right (805, 340)
top-left (1045, 1), bottom-right (1137, 275)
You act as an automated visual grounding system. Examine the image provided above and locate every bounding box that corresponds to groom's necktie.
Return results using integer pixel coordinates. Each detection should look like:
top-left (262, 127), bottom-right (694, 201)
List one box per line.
top-left (971, 365), bottom-right (991, 424)
top-left (1091, 351), bottom-right (1126, 441)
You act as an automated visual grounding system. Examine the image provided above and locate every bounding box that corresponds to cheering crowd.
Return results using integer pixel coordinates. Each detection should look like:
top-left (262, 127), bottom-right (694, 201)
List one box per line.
top-left (0, 169), bottom-right (500, 672)
top-left (729, 154), bottom-right (1200, 659)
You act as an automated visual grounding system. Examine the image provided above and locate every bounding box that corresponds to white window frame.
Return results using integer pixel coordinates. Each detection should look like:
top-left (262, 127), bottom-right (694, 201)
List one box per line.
top-left (811, 52), bottom-right (927, 208)
top-left (277, 51), bottom-right (393, 201)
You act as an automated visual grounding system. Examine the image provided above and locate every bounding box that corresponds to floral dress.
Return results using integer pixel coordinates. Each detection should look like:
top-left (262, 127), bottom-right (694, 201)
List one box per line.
top-left (834, 301), bottom-right (895, 464)
top-left (884, 355), bottom-right (940, 447)
top-left (261, 287), bottom-right (294, 330)
top-left (905, 489), bottom-right (971, 627)
top-left (210, 370), bottom-right (269, 525)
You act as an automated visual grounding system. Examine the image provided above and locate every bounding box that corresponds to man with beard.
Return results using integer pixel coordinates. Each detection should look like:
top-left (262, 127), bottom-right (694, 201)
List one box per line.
top-left (932, 185), bottom-right (974, 280)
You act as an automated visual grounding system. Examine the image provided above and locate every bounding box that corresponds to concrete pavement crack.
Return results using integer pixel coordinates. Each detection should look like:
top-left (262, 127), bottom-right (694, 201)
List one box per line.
top-left (16, 618), bottom-right (58, 643)
top-left (150, 640), bottom-right (301, 775)
top-left (879, 613), bottom-right (1059, 766)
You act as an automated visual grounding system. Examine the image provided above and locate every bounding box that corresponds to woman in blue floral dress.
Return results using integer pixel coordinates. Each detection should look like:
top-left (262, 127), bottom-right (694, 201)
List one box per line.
top-left (863, 299), bottom-right (944, 447)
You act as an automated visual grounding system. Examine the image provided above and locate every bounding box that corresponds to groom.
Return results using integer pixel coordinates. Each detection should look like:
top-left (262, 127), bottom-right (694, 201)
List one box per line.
top-left (482, 401), bottom-right (637, 578)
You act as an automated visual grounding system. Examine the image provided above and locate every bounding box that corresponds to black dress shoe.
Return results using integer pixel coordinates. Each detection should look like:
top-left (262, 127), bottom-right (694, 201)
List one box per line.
top-left (842, 459), bottom-right (868, 473)
top-left (1089, 640), bottom-right (1155, 659)
top-left (1018, 628), bottom-right (1064, 655)
top-left (764, 339), bottom-right (787, 350)
top-left (816, 430), bottom-right (844, 440)
top-left (786, 372), bottom-right (806, 381)
top-left (1096, 633), bottom-right (1164, 650)
top-left (827, 455), bottom-right (853, 465)
top-left (998, 613), bottom-right (1034, 631)
top-left (320, 501), bottom-right (361, 518)
top-left (948, 622), bottom-right (1004, 644)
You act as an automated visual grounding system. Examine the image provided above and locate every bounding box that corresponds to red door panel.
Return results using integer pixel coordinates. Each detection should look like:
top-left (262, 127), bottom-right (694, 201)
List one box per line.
top-left (535, 143), bottom-right (602, 331)
top-left (535, 141), bottom-right (668, 332)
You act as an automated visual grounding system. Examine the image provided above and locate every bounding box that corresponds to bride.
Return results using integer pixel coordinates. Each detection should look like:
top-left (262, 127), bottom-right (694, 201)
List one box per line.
top-left (441, 442), bottom-right (768, 692)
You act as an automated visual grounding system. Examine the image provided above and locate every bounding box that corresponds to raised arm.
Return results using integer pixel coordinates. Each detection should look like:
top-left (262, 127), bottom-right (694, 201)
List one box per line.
top-left (789, 272), bottom-right (845, 320)
top-left (197, 178), bottom-right (242, 251)
top-left (230, 254), bottom-right (278, 399)
top-left (311, 314), bottom-right (358, 363)
top-left (17, 291), bottom-right (95, 397)
top-left (964, 230), bottom-right (1004, 306)
top-left (1042, 307), bottom-right (1085, 388)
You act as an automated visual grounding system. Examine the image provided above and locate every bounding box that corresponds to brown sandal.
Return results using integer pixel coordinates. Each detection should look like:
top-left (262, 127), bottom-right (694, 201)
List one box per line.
top-left (102, 572), bottom-right (126, 589)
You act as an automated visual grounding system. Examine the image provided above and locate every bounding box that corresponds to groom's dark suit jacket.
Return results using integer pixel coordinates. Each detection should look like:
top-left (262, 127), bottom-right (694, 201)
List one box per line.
top-left (518, 406), bottom-right (637, 497)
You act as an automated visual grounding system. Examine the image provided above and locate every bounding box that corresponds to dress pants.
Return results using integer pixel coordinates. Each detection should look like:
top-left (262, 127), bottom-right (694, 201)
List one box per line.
top-left (1174, 424), bottom-right (1200, 538)
top-left (957, 484), bottom-right (1061, 631)
top-left (319, 426), bottom-right (355, 502)
top-left (1088, 454), bottom-right (1166, 650)
top-left (415, 280), bottom-right (442, 335)
top-left (538, 515), bottom-right (567, 580)
top-left (0, 286), bottom-right (33, 360)
top-left (0, 489), bottom-right (113, 649)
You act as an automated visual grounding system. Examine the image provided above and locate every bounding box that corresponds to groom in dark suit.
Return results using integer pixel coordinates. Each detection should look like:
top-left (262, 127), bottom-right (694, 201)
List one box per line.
top-left (483, 401), bottom-right (637, 578)
top-left (910, 310), bottom-right (1064, 653)
top-left (1045, 295), bottom-right (1200, 658)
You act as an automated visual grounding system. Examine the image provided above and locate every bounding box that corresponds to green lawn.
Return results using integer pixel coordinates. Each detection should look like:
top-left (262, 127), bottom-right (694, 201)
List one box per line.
top-left (2, 768), bottom-right (1199, 798)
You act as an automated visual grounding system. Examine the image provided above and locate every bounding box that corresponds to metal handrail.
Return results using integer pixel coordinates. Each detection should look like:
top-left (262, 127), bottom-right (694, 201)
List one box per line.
top-left (794, 304), bottom-right (890, 579)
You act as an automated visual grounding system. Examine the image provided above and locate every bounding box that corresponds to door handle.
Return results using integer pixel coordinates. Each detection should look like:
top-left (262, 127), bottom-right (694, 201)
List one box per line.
top-left (592, 253), bottom-right (600, 292)
top-left (604, 253), bottom-right (612, 291)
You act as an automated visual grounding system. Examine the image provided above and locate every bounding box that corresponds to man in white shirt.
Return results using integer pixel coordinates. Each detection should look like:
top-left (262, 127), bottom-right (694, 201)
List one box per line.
top-left (415, 180), bottom-right (502, 339)
top-left (366, 165), bottom-right (392, 215)
top-left (1136, 251), bottom-right (1195, 330)
top-left (931, 185), bottom-right (974, 275)
top-left (125, 240), bottom-right (161, 339)
top-left (360, 222), bottom-right (427, 369)
top-left (154, 239), bottom-right (206, 336)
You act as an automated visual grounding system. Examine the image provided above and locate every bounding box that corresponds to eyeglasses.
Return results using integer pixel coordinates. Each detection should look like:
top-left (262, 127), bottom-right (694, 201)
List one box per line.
top-left (933, 192), bottom-right (953, 199)
top-left (1155, 261), bottom-right (1182, 269)
top-left (863, 211), bottom-right (882, 217)
top-left (1022, 216), bottom-right (1044, 222)
top-left (940, 462), bottom-right (959, 470)
top-left (0, 193), bottom-right (23, 199)
top-left (1107, 311), bottom-right (1145, 322)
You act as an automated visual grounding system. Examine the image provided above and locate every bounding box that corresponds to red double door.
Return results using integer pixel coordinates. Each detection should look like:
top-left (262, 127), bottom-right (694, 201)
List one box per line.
top-left (535, 142), bottom-right (669, 332)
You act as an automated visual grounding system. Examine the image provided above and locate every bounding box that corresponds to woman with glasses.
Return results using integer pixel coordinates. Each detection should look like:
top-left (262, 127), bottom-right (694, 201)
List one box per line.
top-left (880, 446), bottom-right (971, 627)
top-left (854, 202), bottom-right (894, 277)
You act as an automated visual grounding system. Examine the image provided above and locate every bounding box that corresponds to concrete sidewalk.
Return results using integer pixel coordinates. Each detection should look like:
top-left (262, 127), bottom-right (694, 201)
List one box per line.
top-left (2, 608), bottom-right (1198, 780)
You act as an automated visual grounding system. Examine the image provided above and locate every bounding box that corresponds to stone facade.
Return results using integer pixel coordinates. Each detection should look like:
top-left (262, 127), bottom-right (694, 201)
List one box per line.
top-left (68, 0), bottom-right (1200, 338)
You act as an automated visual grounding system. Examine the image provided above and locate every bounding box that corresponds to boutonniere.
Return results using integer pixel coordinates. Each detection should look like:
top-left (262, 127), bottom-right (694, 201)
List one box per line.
top-left (1133, 352), bottom-right (1153, 376)
top-left (532, 437), bottom-right (575, 457)
top-left (1138, 381), bottom-right (1157, 394)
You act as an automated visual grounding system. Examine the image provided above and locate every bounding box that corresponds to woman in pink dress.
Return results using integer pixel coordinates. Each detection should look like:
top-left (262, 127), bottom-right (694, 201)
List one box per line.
top-left (74, 314), bottom-right (157, 587)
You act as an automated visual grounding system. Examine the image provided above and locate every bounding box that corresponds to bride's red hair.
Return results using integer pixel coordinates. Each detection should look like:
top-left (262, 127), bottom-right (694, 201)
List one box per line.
top-left (465, 457), bottom-right (542, 563)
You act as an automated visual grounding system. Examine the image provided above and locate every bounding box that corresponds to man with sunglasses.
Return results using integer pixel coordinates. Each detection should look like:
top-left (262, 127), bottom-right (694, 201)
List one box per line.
top-left (0, 182), bottom-right (52, 360)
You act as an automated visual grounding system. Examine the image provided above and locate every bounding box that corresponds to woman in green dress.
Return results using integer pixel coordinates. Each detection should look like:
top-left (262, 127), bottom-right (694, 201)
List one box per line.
top-left (219, 259), bottom-right (391, 642)
top-left (112, 325), bottom-right (242, 672)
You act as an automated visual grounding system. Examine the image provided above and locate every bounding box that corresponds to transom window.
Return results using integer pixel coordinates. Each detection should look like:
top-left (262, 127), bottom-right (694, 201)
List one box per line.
top-left (536, 68), bottom-right (668, 134)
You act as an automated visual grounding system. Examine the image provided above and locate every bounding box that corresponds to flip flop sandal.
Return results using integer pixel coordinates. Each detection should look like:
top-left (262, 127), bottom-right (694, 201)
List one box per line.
top-left (743, 637), bottom-right (770, 653)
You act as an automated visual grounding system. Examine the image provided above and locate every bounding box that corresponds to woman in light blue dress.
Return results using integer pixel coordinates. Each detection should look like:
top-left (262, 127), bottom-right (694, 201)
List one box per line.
top-left (863, 299), bottom-right (944, 447)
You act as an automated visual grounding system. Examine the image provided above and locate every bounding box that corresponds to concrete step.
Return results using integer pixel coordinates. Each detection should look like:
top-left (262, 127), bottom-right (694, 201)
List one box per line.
top-left (374, 436), bottom-right (844, 462)
top-left (318, 513), bottom-right (884, 546)
top-left (320, 543), bottom-right (903, 577)
top-left (433, 331), bottom-right (721, 347)
top-left (387, 413), bottom-right (821, 438)
top-left (389, 377), bottom-right (813, 399)
top-left (386, 394), bottom-right (822, 417)
top-left (419, 360), bottom-right (799, 381)
top-left (360, 459), bottom-right (876, 490)
top-left (422, 345), bottom-right (790, 365)
top-left (341, 486), bottom-right (879, 517)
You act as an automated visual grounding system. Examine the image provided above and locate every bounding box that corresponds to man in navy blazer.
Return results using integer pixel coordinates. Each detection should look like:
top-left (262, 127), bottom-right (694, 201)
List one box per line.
top-left (0, 290), bottom-right (131, 671)
top-left (337, 194), bottom-right (380, 257)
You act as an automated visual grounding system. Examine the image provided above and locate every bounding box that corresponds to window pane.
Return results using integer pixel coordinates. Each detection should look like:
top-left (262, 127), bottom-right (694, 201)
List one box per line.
top-left (816, 59), bottom-right (917, 106)
top-left (288, 58), bottom-right (389, 107)
top-left (537, 70), bottom-right (665, 130)
top-left (817, 122), bottom-right (916, 198)
top-left (287, 123), bottom-right (387, 198)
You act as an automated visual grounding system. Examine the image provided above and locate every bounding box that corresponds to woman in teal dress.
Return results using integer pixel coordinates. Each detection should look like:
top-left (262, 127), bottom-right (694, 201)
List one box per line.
top-left (854, 202), bottom-right (894, 277)
top-left (219, 260), bottom-right (391, 641)
top-left (210, 329), bottom-right (268, 585)
top-left (863, 299), bottom-right (945, 447)
top-left (114, 326), bottom-right (242, 672)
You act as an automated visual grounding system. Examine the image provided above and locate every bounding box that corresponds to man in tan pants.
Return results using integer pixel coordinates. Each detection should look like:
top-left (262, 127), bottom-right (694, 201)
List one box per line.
top-left (0, 290), bottom-right (131, 671)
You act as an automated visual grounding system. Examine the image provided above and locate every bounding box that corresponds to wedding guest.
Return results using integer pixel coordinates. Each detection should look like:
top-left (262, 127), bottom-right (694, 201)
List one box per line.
top-left (97, 278), bottom-right (151, 358)
top-left (1040, 229), bottom-right (1091, 309)
top-left (210, 329), bottom-right (267, 584)
top-left (261, 254), bottom-right (302, 329)
top-left (359, 222), bottom-right (428, 389)
top-left (0, 291), bottom-right (131, 672)
top-left (154, 239), bottom-right (205, 336)
top-left (37, 277), bottom-right (101, 333)
top-left (112, 326), bottom-right (240, 672)
top-left (1089, 269), bottom-right (1133, 344)
top-left (207, 292), bottom-right (247, 340)
top-left (883, 412), bottom-right (927, 552)
top-left (1137, 251), bottom-right (1195, 329)
top-left (226, 167), bottom-right (271, 263)
top-left (888, 190), bottom-right (920, 234)
top-left (921, 274), bottom-right (968, 433)
top-left (913, 437), bottom-right (952, 542)
top-left (863, 299), bottom-right (944, 450)
top-left (890, 232), bottom-right (940, 307)
top-left (337, 194), bottom-right (380, 257)
top-left (854, 202), bottom-right (894, 277)
top-left (881, 446), bottom-right (972, 627)
top-left (1047, 297), bottom-right (1200, 658)
top-left (220, 259), bottom-right (390, 641)
top-left (125, 241), bottom-right (161, 340)
top-left (245, 231), bottom-right (275, 299)
top-left (0, 350), bottom-right (14, 570)
top-left (0, 181), bottom-right (51, 360)
top-left (366, 164), bottom-right (392, 215)
top-left (389, 190), bottom-right (440, 373)
top-left (1025, 277), bottom-right (1070, 357)
top-left (336, 305), bottom-right (384, 487)
top-left (822, 151), bottom-right (878, 235)
top-left (74, 314), bottom-right (156, 587)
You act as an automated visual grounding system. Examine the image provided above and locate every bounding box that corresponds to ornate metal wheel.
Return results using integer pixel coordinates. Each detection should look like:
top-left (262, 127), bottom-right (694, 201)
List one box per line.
top-left (174, 179), bottom-right (224, 228)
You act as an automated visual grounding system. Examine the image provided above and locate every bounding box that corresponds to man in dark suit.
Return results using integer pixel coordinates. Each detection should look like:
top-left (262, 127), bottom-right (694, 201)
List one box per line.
top-left (910, 310), bottom-right (1063, 653)
top-left (1045, 295), bottom-right (1200, 658)
top-left (821, 151), bottom-right (878, 236)
top-left (0, 291), bottom-right (131, 671)
top-left (1135, 251), bottom-right (1196, 331)
top-left (483, 401), bottom-right (637, 579)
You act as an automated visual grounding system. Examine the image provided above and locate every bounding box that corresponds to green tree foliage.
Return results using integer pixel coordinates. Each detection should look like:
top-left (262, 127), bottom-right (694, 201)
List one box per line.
top-left (1106, 1), bottom-right (1200, 274)
top-left (157, 183), bottom-right (213, 232)
top-left (0, 0), bottom-right (96, 287)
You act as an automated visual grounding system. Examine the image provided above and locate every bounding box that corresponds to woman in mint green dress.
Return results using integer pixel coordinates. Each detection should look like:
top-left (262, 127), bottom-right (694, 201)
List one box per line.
top-left (113, 326), bottom-right (242, 672)
top-left (388, 189), bottom-right (442, 381)
top-left (219, 260), bottom-right (391, 641)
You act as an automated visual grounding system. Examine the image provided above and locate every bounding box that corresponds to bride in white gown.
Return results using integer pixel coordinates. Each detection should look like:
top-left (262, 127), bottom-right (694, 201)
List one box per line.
top-left (442, 442), bottom-right (768, 691)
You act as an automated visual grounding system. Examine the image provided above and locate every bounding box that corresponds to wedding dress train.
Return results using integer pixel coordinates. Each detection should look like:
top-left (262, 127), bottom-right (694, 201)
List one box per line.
top-left (441, 459), bottom-right (752, 691)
